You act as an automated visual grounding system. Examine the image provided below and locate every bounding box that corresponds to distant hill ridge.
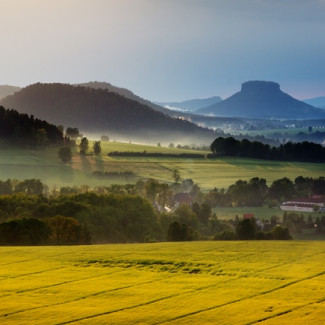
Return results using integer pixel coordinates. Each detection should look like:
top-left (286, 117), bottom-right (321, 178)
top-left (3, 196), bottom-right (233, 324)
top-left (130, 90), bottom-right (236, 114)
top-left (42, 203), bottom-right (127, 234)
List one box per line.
top-left (303, 96), bottom-right (325, 109)
top-left (0, 85), bottom-right (21, 100)
top-left (0, 83), bottom-right (215, 143)
top-left (196, 81), bottom-right (325, 119)
top-left (156, 96), bottom-right (222, 112)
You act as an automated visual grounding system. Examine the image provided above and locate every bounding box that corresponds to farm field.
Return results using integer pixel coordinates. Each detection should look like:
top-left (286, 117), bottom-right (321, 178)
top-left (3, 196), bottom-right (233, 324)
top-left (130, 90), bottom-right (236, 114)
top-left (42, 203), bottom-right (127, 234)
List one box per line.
top-left (229, 127), bottom-right (324, 137)
top-left (214, 207), bottom-right (320, 222)
top-left (0, 142), bottom-right (324, 190)
top-left (0, 241), bottom-right (324, 324)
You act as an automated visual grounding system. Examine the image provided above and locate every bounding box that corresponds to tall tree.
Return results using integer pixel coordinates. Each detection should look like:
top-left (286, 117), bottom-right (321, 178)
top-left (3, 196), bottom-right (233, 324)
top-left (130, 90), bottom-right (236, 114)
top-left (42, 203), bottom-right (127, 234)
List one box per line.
top-left (172, 169), bottom-right (181, 184)
top-left (58, 147), bottom-right (72, 163)
top-left (79, 137), bottom-right (89, 155)
top-left (93, 141), bottom-right (101, 155)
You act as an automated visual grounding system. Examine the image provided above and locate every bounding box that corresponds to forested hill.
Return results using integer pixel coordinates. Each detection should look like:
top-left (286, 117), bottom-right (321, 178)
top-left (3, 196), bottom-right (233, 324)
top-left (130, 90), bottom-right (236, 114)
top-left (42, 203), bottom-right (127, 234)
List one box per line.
top-left (0, 106), bottom-right (64, 147)
top-left (0, 83), bottom-right (216, 143)
top-left (76, 81), bottom-right (171, 115)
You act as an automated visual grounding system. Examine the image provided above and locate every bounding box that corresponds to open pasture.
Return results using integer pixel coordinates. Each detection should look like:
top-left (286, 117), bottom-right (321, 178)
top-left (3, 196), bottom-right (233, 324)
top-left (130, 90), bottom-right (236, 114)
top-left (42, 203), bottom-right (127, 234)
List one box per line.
top-left (0, 241), bottom-right (324, 324)
top-left (0, 143), bottom-right (324, 190)
top-left (213, 207), bottom-right (321, 222)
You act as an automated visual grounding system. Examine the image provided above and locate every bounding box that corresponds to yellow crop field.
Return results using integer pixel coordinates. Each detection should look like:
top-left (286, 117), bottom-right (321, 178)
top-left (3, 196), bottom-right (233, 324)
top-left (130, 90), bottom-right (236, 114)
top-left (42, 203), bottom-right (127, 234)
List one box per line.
top-left (0, 241), bottom-right (324, 324)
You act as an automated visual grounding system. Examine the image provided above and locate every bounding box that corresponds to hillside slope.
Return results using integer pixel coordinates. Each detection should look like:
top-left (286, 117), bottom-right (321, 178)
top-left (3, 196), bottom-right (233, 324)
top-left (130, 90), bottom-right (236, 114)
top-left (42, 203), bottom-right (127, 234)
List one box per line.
top-left (1, 83), bottom-right (215, 143)
top-left (196, 81), bottom-right (325, 119)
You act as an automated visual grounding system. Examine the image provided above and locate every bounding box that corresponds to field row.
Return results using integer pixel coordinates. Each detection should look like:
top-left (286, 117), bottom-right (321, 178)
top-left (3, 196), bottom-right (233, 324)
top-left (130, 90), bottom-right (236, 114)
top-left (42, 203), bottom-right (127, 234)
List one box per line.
top-left (1, 241), bottom-right (324, 324)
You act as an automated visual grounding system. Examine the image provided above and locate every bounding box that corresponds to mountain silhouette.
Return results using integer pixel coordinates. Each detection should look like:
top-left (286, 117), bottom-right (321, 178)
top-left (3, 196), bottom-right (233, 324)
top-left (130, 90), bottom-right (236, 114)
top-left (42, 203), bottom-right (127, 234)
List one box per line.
top-left (0, 83), bottom-right (215, 143)
top-left (196, 81), bottom-right (325, 119)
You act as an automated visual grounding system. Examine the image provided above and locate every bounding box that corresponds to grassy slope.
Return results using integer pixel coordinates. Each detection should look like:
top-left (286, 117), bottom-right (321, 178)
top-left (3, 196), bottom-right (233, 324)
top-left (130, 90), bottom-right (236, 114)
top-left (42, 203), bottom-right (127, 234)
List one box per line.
top-left (0, 241), bottom-right (324, 324)
top-left (0, 141), bottom-right (324, 190)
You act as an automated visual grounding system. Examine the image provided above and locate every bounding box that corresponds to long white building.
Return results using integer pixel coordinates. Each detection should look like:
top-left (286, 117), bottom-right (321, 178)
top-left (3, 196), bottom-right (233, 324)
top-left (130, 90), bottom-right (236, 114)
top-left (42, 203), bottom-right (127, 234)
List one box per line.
top-left (280, 197), bottom-right (325, 213)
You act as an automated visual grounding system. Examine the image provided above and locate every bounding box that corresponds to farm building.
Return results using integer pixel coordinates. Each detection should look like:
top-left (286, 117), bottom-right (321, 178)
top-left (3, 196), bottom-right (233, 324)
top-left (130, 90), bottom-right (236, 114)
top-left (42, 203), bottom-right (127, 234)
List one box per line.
top-left (243, 213), bottom-right (265, 230)
top-left (280, 197), bottom-right (325, 212)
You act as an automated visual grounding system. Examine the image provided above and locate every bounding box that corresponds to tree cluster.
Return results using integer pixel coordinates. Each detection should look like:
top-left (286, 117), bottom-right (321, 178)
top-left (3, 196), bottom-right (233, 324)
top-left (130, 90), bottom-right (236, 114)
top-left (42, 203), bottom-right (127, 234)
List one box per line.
top-left (0, 191), bottom-right (161, 244)
top-left (92, 170), bottom-right (135, 178)
top-left (205, 176), bottom-right (325, 207)
top-left (108, 151), bottom-right (205, 158)
top-left (0, 106), bottom-right (64, 147)
top-left (0, 216), bottom-right (91, 245)
top-left (215, 218), bottom-right (292, 241)
top-left (210, 137), bottom-right (325, 163)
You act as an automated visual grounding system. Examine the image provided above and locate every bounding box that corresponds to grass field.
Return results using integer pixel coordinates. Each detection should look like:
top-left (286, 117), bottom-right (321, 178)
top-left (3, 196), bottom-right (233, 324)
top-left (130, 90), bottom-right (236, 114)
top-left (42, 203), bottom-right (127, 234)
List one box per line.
top-left (229, 127), bottom-right (319, 137)
top-left (213, 207), bottom-right (320, 222)
top-left (0, 142), bottom-right (324, 190)
top-left (0, 241), bottom-right (324, 324)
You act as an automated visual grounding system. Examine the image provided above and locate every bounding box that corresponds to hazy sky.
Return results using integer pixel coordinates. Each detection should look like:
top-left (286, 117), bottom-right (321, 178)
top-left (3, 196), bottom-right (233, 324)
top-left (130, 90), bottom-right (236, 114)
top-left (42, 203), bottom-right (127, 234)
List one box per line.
top-left (1, 0), bottom-right (324, 101)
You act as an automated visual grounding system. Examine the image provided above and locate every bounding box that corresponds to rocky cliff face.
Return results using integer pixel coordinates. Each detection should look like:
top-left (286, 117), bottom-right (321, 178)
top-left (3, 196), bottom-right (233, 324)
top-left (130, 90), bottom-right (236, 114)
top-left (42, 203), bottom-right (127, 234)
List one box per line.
top-left (241, 81), bottom-right (280, 93)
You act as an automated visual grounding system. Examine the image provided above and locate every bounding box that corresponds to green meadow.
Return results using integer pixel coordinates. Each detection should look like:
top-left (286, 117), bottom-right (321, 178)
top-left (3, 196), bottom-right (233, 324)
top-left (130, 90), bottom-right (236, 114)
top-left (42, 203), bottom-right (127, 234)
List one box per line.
top-left (0, 241), bottom-right (324, 324)
top-left (214, 207), bottom-right (320, 222)
top-left (0, 141), bottom-right (324, 190)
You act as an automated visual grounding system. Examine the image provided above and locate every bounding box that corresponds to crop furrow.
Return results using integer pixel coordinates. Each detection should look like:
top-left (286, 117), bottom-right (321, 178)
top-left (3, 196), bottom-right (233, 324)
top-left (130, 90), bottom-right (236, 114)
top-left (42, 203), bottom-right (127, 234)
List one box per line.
top-left (0, 274), bottom-right (177, 318)
top-left (259, 250), bottom-right (325, 273)
top-left (153, 270), bottom-right (325, 324)
top-left (0, 266), bottom-right (68, 281)
top-left (15, 270), bottom-right (119, 294)
top-left (245, 296), bottom-right (325, 325)
top-left (0, 252), bottom-right (73, 268)
top-left (55, 294), bottom-right (179, 325)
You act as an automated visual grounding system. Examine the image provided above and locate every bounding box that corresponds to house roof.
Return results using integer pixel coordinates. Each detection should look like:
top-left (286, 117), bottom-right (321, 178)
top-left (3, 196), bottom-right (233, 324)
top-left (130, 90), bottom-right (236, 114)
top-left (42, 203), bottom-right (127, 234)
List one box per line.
top-left (283, 197), bottom-right (324, 205)
top-left (243, 214), bottom-right (254, 219)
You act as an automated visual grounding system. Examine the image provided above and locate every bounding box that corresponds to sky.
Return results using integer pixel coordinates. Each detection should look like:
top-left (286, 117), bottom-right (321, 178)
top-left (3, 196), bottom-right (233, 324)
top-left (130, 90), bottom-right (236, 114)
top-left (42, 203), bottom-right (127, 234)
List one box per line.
top-left (1, 0), bottom-right (325, 101)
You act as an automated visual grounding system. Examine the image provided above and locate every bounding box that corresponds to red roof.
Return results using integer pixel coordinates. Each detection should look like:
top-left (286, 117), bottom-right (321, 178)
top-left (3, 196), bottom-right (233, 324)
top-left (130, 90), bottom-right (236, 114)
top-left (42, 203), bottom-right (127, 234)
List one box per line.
top-left (284, 197), bottom-right (324, 205)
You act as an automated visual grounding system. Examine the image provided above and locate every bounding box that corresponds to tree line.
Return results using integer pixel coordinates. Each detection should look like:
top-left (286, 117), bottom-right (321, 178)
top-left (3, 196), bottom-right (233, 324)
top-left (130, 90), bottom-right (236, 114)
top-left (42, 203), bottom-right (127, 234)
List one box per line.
top-left (108, 151), bottom-right (205, 158)
top-left (210, 137), bottom-right (325, 162)
top-left (1, 176), bottom-right (324, 207)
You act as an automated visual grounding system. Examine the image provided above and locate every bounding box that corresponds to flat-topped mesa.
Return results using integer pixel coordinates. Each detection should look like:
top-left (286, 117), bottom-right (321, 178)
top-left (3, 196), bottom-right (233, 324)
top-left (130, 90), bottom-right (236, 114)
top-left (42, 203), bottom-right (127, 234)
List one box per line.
top-left (241, 81), bottom-right (280, 93)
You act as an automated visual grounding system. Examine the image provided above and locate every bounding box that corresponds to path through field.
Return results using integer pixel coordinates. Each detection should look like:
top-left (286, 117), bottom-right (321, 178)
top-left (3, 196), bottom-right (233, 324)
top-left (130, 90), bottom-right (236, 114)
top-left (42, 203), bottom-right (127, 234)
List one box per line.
top-left (0, 241), bottom-right (324, 324)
